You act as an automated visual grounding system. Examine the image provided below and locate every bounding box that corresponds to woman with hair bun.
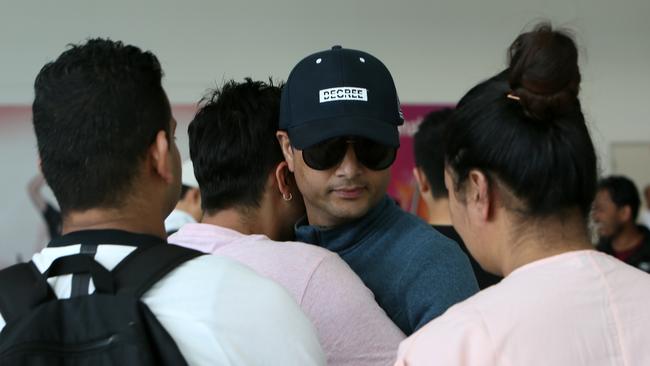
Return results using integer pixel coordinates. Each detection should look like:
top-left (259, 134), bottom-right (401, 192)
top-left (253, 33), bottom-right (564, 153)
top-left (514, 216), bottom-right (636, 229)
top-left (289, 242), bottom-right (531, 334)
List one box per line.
top-left (394, 23), bottom-right (650, 366)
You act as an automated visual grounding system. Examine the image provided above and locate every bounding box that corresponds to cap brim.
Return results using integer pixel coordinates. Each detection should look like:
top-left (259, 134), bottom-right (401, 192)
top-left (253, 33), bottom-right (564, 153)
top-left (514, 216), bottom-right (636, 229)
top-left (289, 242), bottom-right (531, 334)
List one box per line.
top-left (286, 116), bottom-right (400, 149)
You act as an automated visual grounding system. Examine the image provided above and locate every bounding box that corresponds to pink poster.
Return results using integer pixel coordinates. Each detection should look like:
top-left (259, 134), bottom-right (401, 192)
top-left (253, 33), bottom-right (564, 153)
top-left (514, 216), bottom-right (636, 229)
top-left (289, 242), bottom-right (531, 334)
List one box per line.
top-left (387, 104), bottom-right (453, 219)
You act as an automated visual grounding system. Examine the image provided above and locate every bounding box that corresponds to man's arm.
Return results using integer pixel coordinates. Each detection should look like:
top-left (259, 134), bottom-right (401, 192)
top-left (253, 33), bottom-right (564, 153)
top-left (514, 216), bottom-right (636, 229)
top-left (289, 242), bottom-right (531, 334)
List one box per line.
top-left (399, 236), bottom-right (479, 333)
top-left (302, 253), bottom-right (406, 366)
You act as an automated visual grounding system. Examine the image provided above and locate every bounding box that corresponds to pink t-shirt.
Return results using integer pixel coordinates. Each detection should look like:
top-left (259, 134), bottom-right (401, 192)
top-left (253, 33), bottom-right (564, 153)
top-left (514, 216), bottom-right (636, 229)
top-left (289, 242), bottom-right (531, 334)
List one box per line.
top-left (395, 250), bottom-right (650, 366)
top-left (169, 223), bottom-right (405, 366)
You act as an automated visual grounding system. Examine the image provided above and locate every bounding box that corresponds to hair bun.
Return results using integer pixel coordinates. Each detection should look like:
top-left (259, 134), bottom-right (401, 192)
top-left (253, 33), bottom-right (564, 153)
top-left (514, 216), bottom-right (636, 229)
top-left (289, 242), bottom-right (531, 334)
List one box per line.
top-left (507, 23), bottom-right (581, 120)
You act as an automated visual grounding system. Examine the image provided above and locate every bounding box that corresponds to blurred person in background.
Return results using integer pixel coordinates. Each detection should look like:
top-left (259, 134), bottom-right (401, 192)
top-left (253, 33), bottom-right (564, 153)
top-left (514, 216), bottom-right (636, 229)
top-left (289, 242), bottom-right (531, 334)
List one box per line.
top-left (593, 175), bottom-right (650, 272)
top-left (413, 108), bottom-right (501, 289)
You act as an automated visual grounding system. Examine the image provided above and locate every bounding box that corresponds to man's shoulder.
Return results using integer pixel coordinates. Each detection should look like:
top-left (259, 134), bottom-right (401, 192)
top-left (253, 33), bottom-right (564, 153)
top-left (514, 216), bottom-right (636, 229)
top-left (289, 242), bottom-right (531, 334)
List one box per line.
top-left (175, 227), bottom-right (338, 274)
top-left (172, 223), bottom-right (334, 259)
top-left (276, 239), bottom-right (336, 258)
top-left (157, 253), bottom-right (280, 292)
top-left (388, 211), bottom-right (460, 252)
top-left (381, 215), bottom-right (478, 290)
top-left (388, 206), bottom-right (443, 233)
top-left (236, 239), bottom-right (341, 283)
top-left (361, 205), bottom-right (469, 270)
top-left (159, 250), bottom-right (337, 303)
top-left (268, 239), bottom-right (343, 270)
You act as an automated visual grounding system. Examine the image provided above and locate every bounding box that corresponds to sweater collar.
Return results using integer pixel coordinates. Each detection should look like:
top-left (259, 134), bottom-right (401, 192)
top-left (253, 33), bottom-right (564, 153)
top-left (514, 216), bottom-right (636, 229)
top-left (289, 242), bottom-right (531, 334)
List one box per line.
top-left (295, 195), bottom-right (395, 252)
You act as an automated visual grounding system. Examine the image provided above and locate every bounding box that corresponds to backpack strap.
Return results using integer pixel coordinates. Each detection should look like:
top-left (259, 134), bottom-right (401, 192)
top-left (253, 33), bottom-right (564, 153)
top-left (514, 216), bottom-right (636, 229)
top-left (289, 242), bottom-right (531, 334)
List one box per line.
top-left (0, 262), bottom-right (56, 323)
top-left (44, 254), bottom-right (115, 294)
top-left (112, 244), bottom-right (203, 298)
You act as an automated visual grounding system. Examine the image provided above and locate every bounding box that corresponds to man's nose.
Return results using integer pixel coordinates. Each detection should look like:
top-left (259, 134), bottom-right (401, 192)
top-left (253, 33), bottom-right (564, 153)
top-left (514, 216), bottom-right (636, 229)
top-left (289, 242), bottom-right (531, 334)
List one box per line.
top-left (335, 145), bottom-right (363, 178)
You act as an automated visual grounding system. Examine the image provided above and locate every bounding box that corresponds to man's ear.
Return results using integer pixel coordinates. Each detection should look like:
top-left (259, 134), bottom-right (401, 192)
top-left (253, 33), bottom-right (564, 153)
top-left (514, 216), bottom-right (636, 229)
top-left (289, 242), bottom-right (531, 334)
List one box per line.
top-left (149, 130), bottom-right (174, 183)
top-left (413, 167), bottom-right (430, 196)
top-left (467, 169), bottom-right (491, 222)
top-left (276, 131), bottom-right (295, 172)
top-left (274, 161), bottom-right (294, 199)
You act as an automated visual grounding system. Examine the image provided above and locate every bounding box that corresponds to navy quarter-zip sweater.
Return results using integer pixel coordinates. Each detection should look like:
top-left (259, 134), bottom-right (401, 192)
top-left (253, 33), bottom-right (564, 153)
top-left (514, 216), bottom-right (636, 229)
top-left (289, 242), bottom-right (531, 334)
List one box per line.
top-left (295, 195), bottom-right (478, 335)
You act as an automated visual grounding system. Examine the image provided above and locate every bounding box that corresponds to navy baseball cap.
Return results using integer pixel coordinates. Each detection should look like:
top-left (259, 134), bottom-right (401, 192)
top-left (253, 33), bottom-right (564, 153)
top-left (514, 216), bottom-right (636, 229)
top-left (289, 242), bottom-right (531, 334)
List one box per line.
top-left (280, 45), bottom-right (404, 150)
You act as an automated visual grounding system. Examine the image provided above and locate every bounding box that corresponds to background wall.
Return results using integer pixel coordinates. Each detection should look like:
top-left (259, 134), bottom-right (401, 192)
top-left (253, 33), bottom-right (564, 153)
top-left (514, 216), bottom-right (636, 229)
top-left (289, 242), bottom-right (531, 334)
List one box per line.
top-left (1, 0), bottom-right (649, 265)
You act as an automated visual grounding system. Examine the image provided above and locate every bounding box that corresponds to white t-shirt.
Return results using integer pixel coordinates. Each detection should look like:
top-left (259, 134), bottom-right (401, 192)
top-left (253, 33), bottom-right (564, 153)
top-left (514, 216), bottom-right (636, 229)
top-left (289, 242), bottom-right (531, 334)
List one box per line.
top-left (0, 230), bottom-right (326, 366)
top-left (396, 250), bottom-right (650, 366)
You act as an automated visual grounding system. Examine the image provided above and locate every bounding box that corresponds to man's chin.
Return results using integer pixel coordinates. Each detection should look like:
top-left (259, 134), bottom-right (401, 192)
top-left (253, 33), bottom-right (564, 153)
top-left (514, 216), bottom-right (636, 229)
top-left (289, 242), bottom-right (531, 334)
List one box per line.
top-left (331, 202), bottom-right (372, 221)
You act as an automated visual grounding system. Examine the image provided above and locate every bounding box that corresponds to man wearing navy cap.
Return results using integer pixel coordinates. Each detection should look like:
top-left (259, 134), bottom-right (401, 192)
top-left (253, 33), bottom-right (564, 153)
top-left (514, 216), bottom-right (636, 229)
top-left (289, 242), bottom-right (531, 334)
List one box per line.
top-left (277, 46), bottom-right (479, 335)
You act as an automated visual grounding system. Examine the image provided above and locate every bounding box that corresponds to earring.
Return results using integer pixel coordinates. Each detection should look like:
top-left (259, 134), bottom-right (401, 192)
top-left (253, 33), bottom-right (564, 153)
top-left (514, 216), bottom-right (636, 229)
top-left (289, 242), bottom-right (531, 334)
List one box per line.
top-left (282, 192), bottom-right (293, 201)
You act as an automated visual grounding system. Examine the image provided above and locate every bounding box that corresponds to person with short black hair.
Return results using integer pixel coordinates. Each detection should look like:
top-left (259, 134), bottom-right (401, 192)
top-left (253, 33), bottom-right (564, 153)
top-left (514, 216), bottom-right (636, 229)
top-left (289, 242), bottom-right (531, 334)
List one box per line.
top-left (593, 175), bottom-right (650, 272)
top-left (169, 79), bottom-right (405, 366)
top-left (413, 109), bottom-right (501, 289)
top-left (277, 45), bottom-right (478, 336)
top-left (0, 38), bottom-right (325, 365)
top-left (395, 23), bottom-right (650, 366)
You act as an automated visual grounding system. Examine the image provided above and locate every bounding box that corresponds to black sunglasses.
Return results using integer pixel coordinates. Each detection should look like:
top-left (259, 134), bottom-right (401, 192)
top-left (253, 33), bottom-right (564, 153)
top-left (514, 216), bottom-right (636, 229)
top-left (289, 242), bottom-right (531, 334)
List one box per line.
top-left (301, 137), bottom-right (397, 171)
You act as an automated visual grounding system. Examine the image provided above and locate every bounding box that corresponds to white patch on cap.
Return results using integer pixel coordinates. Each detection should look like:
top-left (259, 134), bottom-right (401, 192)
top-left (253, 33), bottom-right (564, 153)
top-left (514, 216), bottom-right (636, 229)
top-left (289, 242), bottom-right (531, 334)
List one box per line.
top-left (319, 87), bottom-right (368, 103)
top-left (359, 57), bottom-right (365, 63)
top-left (316, 58), bottom-right (322, 64)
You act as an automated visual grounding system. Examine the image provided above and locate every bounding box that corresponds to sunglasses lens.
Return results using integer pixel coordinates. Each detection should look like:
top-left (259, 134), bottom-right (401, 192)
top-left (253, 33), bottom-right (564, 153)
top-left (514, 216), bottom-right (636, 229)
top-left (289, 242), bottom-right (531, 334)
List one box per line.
top-left (355, 139), bottom-right (397, 170)
top-left (302, 138), bottom-right (348, 170)
top-left (302, 137), bottom-right (396, 171)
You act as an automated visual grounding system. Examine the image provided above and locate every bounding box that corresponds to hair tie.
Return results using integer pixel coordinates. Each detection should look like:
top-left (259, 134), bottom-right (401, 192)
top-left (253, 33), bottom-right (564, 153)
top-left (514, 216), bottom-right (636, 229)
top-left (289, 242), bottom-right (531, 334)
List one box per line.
top-left (506, 93), bottom-right (521, 101)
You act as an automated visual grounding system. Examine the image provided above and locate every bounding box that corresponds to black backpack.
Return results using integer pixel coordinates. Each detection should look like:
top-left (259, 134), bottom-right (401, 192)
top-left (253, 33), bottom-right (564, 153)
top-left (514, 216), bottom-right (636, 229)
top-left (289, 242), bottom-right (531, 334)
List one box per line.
top-left (0, 244), bottom-right (202, 365)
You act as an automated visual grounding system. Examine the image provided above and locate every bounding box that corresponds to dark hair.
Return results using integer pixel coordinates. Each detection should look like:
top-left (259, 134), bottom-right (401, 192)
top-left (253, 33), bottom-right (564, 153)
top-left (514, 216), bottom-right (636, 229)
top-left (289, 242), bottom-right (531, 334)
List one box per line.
top-left (188, 78), bottom-right (284, 213)
top-left (33, 38), bottom-right (170, 214)
top-left (413, 108), bottom-right (454, 198)
top-left (445, 23), bottom-right (597, 218)
top-left (598, 176), bottom-right (641, 220)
